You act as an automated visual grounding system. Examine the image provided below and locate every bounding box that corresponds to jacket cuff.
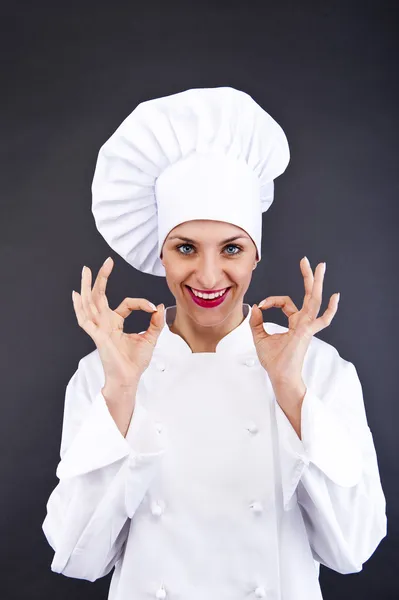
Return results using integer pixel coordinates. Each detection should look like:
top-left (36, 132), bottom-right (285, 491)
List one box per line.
top-left (56, 391), bottom-right (166, 480)
top-left (275, 386), bottom-right (363, 510)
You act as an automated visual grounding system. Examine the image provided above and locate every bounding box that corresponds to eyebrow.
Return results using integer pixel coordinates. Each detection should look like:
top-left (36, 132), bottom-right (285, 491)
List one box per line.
top-left (168, 235), bottom-right (248, 245)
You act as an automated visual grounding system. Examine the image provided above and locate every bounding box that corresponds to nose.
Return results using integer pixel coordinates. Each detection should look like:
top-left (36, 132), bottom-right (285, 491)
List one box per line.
top-left (191, 256), bottom-right (227, 289)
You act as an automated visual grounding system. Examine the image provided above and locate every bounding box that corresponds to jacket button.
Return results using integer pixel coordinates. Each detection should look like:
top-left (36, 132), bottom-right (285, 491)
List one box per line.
top-left (155, 585), bottom-right (167, 598)
top-left (129, 454), bottom-right (144, 467)
top-left (250, 501), bottom-right (263, 513)
top-left (151, 500), bottom-right (165, 516)
top-left (254, 586), bottom-right (266, 598)
top-left (247, 421), bottom-right (259, 434)
top-left (245, 358), bottom-right (256, 367)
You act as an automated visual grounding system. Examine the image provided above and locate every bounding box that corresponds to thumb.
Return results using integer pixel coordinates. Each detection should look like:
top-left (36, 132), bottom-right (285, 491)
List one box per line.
top-left (148, 304), bottom-right (165, 336)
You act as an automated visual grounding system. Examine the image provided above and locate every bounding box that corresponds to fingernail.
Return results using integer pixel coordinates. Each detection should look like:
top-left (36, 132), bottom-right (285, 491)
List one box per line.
top-left (82, 265), bottom-right (86, 276)
top-left (149, 302), bottom-right (158, 311)
top-left (303, 256), bottom-right (309, 264)
top-left (258, 299), bottom-right (266, 308)
top-left (104, 257), bottom-right (111, 264)
top-left (72, 290), bottom-right (75, 300)
top-left (337, 292), bottom-right (340, 302)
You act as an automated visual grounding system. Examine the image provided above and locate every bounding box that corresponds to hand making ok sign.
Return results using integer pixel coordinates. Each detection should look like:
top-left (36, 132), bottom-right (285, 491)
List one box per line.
top-left (249, 256), bottom-right (340, 389)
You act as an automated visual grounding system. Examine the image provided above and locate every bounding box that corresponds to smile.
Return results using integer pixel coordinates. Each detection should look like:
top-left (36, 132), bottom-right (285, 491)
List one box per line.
top-left (187, 286), bottom-right (229, 299)
top-left (186, 285), bottom-right (231, 308)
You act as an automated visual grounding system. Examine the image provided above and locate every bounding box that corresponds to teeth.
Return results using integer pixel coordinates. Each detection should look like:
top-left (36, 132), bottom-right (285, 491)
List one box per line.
top-left (189, 287), bottom-right (227, 299)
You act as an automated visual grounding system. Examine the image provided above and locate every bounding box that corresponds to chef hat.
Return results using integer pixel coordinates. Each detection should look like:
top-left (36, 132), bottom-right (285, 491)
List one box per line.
top-left (91, 86), bottom-right (290, 277)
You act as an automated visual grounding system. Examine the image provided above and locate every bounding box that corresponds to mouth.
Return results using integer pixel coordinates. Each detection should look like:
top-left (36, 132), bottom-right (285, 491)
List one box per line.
top-left (185, 285), bottom-right (232, 308)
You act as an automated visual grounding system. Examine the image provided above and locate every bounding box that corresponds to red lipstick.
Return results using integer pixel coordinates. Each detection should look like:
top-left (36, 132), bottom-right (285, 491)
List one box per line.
top-left (186, 286), bottom-right (230, 308)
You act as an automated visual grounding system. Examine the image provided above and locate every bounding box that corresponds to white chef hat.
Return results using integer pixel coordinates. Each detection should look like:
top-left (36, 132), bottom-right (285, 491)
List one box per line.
top-left (91, 86), bottom-right (290, 277)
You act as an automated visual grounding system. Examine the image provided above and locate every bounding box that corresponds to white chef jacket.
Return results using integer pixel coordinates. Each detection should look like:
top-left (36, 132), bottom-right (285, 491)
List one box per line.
top-left (42, 303), bottom-right (387, 600)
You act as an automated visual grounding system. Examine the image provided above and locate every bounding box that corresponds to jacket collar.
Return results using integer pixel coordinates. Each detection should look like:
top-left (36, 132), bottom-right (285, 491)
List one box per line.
top-left (154, 303), bottom-right (256, 356)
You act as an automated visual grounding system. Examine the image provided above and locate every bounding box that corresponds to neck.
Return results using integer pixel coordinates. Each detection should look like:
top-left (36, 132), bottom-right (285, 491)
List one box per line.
top-left (169, 303), bottom-right (246, 353)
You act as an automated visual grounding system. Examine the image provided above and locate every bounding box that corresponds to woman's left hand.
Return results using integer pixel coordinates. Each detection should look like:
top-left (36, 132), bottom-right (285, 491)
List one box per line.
top-left (249, 257), bottom-right (340, 389)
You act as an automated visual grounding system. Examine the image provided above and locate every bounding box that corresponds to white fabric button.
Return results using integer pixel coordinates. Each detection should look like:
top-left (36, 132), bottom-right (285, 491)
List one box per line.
top-left (155, 422), bottom-right (163, 433)
top-left (254, 586), bottom-right (266, 598)
top-left (245, 357), bottom-right (256, 367)
top-left (151, 500), bottom-right (165, 516)
top-left (155, 585), bottom-right (167, 599)
top-left (128, 455), bottom-right (137, 468)
top-left (156, 361), bottom-right (166, 371)
top-left (129, 454), bottom-right (143, 467)
top-left (250, 501), bottom-right (263, 513)
top-left (247, 421), bottom-right (259, 434)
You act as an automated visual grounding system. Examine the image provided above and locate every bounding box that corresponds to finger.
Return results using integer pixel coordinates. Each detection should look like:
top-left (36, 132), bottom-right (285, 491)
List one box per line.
top-left (81, 266), bottom-right (101, 326)
top-left (307, 262), bottom-right (326, 319)
top-left (300, 256), bottom-right (314, 311)
top-left (309, 292), bottom-right (339, 335)
top-left (145, 303), bottom-right (166, 344)
top-left (125, 302), bottom-right (165, 346)
top-left (258, 295), bottom-right (299, 319)
top-left (91, 256), bottom-right (113, 311)
top-left (113, 297), bottom-right (161, 320)
top-left (249, 304), bottom-right (272, 339)
top-left (72, 290), bottom-right (99, 340)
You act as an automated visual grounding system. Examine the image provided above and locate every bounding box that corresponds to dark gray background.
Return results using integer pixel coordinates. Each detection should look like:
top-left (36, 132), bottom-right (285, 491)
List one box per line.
top-left (1, 0), bottom-right (397, 598)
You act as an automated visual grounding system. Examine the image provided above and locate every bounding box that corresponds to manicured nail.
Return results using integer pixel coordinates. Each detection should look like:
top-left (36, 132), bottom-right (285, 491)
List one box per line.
top-left (258, 299), bottom-right (266, 308)
top-left (82, 265), bottom-right (86, 276)
top-left (104, 257), bottom-right (111, 264)
top-left (72, 290), bottom-right (76, 301)
top-left (303, 256), bottom-right (309, 264)
top-left (149, 302), bottom-right (158, 311)
top-left (337, 292), bottom-right (340, 302)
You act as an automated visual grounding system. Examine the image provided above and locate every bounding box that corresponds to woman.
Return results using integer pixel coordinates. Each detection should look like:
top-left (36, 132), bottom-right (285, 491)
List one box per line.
top-left (42, 87), bottom-right (387, 600)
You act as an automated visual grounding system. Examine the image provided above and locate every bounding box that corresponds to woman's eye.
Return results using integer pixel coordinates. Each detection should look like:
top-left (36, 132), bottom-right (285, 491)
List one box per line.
top-left (224, 245), bottom-right (242, 255)
top-left (176, 244), bottom-right (242, 255)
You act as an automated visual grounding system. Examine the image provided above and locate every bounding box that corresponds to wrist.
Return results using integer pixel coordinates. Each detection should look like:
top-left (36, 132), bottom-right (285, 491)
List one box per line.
top-left (270, 375), bottom-right (305, 393)
top-left (102, 379), bottom-right (139, 402)
top-left (103, 375), bottom-right (141, 389)
top-left (272, 379), bottom-right (307, 411)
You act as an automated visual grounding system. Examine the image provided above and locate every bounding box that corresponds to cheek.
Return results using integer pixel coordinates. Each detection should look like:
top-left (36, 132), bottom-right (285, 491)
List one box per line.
top-left (234, 263), bottom-right (254, 278)
top-left (165, 265), bottom-right (187, 283)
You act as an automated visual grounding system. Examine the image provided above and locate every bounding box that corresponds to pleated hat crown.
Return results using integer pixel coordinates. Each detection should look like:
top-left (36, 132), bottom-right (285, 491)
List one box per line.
top-left (91, 86), bottom-right (290, 276)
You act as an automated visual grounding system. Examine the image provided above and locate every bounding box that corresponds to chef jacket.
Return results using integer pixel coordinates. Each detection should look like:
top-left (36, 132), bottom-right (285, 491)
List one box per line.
top-left (42, 303), bottom-right (387, 600)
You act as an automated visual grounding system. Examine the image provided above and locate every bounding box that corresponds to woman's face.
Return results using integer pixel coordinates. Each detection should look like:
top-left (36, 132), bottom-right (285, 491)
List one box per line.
top-left (160, 220), bottom-right (258, 325)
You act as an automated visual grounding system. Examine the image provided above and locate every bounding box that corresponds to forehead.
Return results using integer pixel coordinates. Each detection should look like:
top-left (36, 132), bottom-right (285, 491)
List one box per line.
top-left (169, 220), bottom-right (248, 238)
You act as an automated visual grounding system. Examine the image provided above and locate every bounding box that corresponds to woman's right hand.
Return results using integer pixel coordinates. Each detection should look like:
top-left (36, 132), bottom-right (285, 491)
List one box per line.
top-left (72, 256), bottom-right (165, 387)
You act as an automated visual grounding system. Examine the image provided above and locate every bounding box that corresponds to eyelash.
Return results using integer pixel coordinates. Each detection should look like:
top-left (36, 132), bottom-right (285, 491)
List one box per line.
top-left (176, 243), bottom-right (243, 256)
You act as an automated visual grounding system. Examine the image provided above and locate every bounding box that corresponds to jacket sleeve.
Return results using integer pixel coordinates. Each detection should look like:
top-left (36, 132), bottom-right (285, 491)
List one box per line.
top-left (42, 357), bottom-right (166, 582)
top-left (274, 352), bottom-right (387, 575)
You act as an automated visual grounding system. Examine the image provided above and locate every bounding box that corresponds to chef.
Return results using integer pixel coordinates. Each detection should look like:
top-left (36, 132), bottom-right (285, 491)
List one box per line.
top-left (42, 87), bottom-right (387, 600)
